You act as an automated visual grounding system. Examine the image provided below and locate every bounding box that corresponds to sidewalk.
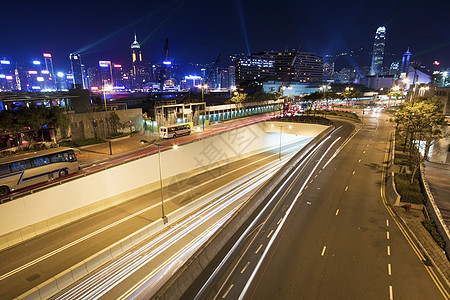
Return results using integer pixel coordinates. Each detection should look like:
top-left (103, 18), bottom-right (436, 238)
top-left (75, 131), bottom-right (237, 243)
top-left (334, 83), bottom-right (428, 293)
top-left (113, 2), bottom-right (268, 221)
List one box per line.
top-left (424, 161), bottom-right (450, 226)
top-left (77, 131), bottom-right (158, 164)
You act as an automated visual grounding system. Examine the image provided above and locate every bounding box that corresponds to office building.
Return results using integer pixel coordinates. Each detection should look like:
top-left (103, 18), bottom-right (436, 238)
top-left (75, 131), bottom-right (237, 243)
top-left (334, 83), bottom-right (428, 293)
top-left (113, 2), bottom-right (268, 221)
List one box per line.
top-left (69, 53), bottom-right (84, 88)
top-left (131, 34), bottom-right (146, 89)
top-left (369, 26), bottom-right (386, 75)
top-left (99, 60), bottom-right (113, 86)
top-left (400, 48), bottom-right (412, 77)
top-left (235, 50), bottom-right (323, 86)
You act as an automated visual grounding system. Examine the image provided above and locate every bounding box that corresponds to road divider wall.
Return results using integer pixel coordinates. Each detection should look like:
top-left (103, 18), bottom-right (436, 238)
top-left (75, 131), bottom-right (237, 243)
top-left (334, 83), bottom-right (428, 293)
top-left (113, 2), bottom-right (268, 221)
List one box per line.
top-left (151, 126), bottom-right (335, 300)
top-left (0, 122), bottom-right (327, 250)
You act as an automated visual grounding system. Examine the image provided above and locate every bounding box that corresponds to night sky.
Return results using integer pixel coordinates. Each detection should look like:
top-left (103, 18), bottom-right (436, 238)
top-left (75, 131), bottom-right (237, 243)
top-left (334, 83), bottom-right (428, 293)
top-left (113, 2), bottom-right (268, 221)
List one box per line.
top-left (1, 0), bottom-right (449, 70)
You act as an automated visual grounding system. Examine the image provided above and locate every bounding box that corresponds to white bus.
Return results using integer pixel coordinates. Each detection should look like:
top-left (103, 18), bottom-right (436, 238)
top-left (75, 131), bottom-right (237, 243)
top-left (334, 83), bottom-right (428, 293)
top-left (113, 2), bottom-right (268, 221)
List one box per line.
top-left (159, 123), bottom-right (191, 139)
top-left (0, 147), bottom-right (80, 195)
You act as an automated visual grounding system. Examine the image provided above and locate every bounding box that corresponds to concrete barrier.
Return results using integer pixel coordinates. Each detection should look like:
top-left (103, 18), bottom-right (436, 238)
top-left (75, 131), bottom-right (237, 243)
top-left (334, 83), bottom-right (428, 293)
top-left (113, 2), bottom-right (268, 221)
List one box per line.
top-left (1, 122), bottom-right (325, 250)
top-left (151, 126), bottom-right (335, 300)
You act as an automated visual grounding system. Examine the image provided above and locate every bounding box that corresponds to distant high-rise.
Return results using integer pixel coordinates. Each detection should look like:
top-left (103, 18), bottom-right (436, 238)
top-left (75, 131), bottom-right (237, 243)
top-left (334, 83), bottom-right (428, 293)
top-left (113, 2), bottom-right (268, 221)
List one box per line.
top-left (400, 48), bottom-right (412, 77)
top-left (370, 26), bottom-right (386, 76)
top-left (235, 50), bottom-right (323, 86)
top-left (131, 33), bottom-right (145, 89)
top-left (69, 53), bottom-right (84, 88)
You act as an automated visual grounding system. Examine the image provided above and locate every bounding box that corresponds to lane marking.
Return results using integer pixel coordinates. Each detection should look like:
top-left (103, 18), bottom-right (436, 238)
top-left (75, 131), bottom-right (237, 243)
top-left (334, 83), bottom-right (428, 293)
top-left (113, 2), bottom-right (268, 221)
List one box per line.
top-left (267, 230), bottom-right (273, 238)
top-left (240, 262), bottom-right (250, 274)
top-left (381, 131), bottom-right (450, 300)
top-left (352, 171), bottom-right (355, 175)
top-left (388, 264), bottom-right (392, 275)
top-left (386, 220), bottom-right (389, 227)
top-left (277, 218), bottom-right (282, 225)
top-left (389, 285), bottom-right (393, 300)
top-left (345, 186), bottom-right (349, 191)
top-left (305, 185), bottom-right (309, 190)
top-left (314, 175), bottom-right (318, 179)
top-left (387, 246), bottom-right (391, 256)
top-left (255, 244), bottom-right (263, 254)
top-left (321, 246), bottom-right (327, 256)
top-left (238, 137), bottom-right (341, 300)
top-left (363, 150), bottom-right (366, 154)
top-left (358, 159), bottom-right (361, 163)
top-left (223, 284), bottom-right (233, 298)
top-left (335, 209), bottom-right (340, 216)
top-left (387, 231), bottom-right (390, 240)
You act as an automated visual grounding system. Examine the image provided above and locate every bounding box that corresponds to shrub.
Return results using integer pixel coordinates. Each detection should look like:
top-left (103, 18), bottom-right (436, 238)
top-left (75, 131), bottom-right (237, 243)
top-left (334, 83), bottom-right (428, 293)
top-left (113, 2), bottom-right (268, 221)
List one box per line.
top-left (394, 173), bottom-right (424, 204)
top-left (422, 219), bottom-right (445, 250)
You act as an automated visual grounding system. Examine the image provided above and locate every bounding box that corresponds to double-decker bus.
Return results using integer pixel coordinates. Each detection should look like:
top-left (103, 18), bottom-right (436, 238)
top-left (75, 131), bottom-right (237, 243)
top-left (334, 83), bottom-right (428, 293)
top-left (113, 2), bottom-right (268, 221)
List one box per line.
top-left (159, 123), bottom-right (191, 139)
top-left (0, 147), bottom-right (80, 195)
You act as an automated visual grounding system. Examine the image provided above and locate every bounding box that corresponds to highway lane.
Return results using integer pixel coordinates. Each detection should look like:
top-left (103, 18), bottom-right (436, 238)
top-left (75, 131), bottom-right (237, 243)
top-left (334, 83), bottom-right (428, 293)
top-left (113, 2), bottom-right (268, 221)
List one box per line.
top-left (0, 132), bottom-right (310, 299)
top-left (50, 156), bottom-right (288, 299)
top-left (187, 112), bottom-right (448, 300)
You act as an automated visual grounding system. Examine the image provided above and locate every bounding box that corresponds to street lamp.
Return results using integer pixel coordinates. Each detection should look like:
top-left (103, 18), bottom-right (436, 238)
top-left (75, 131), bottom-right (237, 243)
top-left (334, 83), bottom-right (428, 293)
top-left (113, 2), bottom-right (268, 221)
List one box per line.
top-left (103, 83), bottom-right (113, 137)
top-left (156, 143), bottom-right (178, 224)
top-left (201, 84), bottom-right (208, 131)
top-left (272, 123), bottom-right (291, 160)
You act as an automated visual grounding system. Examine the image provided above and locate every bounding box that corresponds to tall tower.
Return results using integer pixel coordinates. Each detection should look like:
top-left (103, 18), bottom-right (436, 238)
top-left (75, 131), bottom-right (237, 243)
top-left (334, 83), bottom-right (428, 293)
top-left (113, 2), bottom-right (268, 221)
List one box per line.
top-left (370, 26), bottom-right (386, 76)
top-left (400, 48), bottom-right (412, 76)
top-left (43, 53), bottom-right (55, 90)
top-left (69, 53), bottom-right (84, 88)
top-left (131, 33), bottom-right (144, 89)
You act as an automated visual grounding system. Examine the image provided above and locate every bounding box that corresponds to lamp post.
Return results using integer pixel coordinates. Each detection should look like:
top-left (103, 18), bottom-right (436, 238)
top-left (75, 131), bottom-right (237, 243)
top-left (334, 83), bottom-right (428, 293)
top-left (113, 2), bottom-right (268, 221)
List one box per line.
top-left (272, 123), bottom-right (291, 160)
top-left (157, 143), bottom-right (168, 224)
top-left (102, 83), bottom-right (113, 138)
top-left (201, 84), bottom-right (208, 131)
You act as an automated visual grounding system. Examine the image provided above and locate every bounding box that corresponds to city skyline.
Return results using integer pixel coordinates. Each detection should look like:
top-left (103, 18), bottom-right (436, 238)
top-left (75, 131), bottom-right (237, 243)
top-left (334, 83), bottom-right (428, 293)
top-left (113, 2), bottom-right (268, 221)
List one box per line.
top-left (1, 0), bottom-right (449, 69)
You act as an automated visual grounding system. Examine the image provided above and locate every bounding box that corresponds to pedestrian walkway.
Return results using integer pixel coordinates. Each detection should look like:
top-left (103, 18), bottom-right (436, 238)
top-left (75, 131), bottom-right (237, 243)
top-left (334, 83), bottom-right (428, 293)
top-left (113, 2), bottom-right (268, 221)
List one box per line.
top-left (424, 161), bottom-right (450, 226)
top-left (77, 131), bottom-right (158, 164)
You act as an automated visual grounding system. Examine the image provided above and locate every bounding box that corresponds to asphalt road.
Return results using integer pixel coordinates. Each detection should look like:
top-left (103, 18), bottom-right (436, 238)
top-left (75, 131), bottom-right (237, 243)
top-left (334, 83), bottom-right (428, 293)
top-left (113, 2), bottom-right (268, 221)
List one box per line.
top-left (187, 112), bottom-right (448, 300)
top-left (0, 133), bottom-right (309, 299)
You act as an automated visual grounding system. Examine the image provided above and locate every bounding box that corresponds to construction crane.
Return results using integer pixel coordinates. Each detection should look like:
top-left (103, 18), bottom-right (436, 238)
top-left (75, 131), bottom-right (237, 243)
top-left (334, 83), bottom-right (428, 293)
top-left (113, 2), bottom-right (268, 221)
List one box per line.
top-left (204, 52), bottom-right (222, 88)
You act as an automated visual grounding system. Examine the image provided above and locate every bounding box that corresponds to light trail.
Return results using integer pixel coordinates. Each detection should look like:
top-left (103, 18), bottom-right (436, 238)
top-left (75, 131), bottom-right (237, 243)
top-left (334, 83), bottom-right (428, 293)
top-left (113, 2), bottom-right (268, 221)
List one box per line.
top-left (3, 141), bottom-right (301, 282)
top-left (239, 137), bottom-right (341, 300)
top-left (54, 159), bottom-right (284, 299)
top-left (195, 136), bottom-right (332, 300)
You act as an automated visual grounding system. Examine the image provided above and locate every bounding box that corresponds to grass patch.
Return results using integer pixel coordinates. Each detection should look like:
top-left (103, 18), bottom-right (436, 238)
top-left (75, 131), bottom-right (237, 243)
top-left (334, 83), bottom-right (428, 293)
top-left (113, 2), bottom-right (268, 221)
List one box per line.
top-left (394, 173), bottom-right (424, 204)
top-left (422, 219), bottom-right (446, 250)
top-left (305, 110), bottom-right (359, 120)
top-left (394, 152), bottom-right (411, 166)
top-left (59, 138), bottom-right (106, 148)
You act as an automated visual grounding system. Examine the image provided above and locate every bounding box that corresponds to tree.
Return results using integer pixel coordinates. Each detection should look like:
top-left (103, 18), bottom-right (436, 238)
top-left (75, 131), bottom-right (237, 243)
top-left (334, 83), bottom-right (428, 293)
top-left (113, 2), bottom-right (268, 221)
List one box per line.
top-left (46, 106), bottom-right (70, 143)
top-left (303, 92), bottom-right (323, 111)
top-left (393, 97), bottom-right (447, 183)
top-left (230, 92), bottom-right (248, 110)
top-left (108, 111), bottom-right (123, 135)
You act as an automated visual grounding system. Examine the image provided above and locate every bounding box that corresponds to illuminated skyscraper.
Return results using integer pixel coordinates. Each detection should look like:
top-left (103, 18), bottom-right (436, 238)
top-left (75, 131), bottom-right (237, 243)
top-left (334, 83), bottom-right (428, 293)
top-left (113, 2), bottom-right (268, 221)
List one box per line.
top-left (131, 34), bottom-right (145, 89)
top-left (370, 26), bottom-right (386, 76)
top-left (69, 53), bottom-right (84, 88)
top-left (42, 53), bottom-right (55, 90)
top-left (400, 48), bottom-right (412, 76)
